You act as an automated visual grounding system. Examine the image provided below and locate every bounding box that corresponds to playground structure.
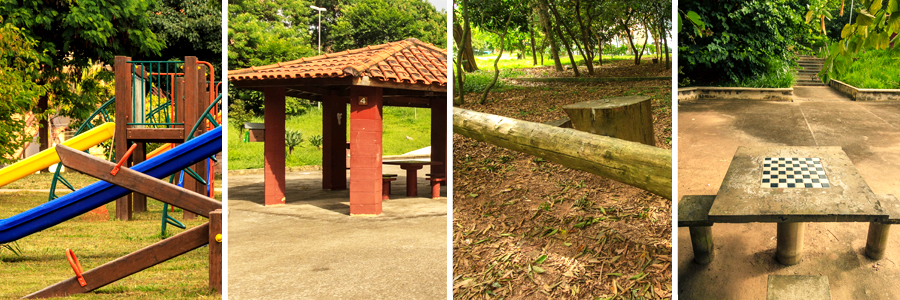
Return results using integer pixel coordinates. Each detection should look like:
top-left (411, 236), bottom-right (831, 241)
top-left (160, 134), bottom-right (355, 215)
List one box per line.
top-left (0, 56), bottom-right (223, 297)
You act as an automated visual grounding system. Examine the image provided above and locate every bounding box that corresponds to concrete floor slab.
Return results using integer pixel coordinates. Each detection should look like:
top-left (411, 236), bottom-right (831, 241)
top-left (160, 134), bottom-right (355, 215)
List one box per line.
top-left (679, 100), bottom-right (900, 299)
top-left (228, 165), bottom-right (447, 299)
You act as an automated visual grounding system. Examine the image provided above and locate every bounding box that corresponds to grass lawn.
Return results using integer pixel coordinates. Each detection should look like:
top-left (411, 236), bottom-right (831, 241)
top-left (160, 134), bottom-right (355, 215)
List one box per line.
top-left (0, 192), bottom-right (220, 299)
top-left (837, 47), bottom-right (900, 89)
top-left (228, 106), bottom-right (432, 170)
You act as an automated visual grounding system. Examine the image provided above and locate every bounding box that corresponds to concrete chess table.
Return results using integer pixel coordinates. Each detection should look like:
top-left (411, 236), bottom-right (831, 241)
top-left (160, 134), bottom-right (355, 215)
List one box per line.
top-left (707, 146), bottom-right (900, 265)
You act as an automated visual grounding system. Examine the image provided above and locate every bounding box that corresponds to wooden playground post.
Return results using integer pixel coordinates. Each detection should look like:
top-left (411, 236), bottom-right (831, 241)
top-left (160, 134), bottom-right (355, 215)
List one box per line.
top-left (114, 56), bottom-right (133, 221)
top-left (209, 209), bottom-right (222, 293)
top-left (182, 57), bottom-right (199, 220)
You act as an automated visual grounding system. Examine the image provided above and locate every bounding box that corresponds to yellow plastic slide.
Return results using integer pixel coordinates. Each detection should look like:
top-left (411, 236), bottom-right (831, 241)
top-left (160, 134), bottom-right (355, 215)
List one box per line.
top-left (0, 122), bottom-right (116, 188)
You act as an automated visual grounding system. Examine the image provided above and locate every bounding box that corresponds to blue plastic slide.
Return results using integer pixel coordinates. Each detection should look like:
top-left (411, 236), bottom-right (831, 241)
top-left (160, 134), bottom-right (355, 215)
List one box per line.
top-left (0, 126), bottom-right (222, 244)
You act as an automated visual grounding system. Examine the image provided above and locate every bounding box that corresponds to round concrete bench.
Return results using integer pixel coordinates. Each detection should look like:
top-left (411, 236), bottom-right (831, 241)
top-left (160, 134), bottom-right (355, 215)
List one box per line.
top-left (678, 195), bottom-right (716, 264)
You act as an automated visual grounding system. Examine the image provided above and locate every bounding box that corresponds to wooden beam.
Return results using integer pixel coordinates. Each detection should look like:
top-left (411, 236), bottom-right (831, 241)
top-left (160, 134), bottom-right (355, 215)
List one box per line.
top-left (55, 145), bottom-right (222, 217)
top-left (383, 97), bottom-right (433, 108)
top-left (353, 76), bottom-right (447, 92)
top-left (231, 77), bottom-right (356, 89)
top-left (208, 209), bottom-right (222, 293)
top-left (126, 128), bottom-right (184, 142)
top-left (114, 56), bottom-right (133, 221)
top-left (24, 223), bottom-right (209, 299)
top-left (453, 108), bottom-right (672, 199)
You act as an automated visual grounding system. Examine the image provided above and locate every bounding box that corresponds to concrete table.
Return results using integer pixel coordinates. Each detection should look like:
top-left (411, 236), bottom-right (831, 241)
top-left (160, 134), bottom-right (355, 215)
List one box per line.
top-left (382, 160), bottom-right (443, 197)
top-left (709, 146), bottom-right (900, 264)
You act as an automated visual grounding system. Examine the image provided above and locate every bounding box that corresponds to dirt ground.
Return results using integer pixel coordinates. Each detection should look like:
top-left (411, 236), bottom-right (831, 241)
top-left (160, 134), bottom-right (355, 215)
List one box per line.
top-left (678, 96), bottom-right (900, 299)
top-left (453, 61), bottom-right (673, 299)
top-left (227, 165), bottom-right (447, 300)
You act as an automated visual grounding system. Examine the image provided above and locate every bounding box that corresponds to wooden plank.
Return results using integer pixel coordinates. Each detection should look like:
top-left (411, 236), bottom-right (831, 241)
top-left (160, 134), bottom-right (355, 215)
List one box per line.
top-left (208, 209), bottom-right (222, 293)
top-left (114, 56), bottom-right (133, 221)
top-left (125, 128), bottom-right (184, 142)
top-left (453, 108), bottom-right (672, 199)
top-left (353, 76), bottom-right (447, 92)
top-left (56, 145), bottom-right (222, 217)
top-left (383, 97), bottom-right (432, 108)
top-left (24, 223), bottom-right (209, 299)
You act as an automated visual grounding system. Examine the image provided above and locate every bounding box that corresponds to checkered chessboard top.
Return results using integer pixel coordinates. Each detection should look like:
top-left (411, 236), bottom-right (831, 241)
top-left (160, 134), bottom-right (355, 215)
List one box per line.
top-left (760, 157), bottom-right (831, 188)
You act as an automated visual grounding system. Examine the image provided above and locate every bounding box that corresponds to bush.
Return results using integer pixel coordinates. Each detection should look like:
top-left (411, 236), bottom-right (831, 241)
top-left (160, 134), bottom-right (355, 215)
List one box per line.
top-left (229, 98), bottom-right (253, 134)
top-left (679, 0), bottom-right (807, 86)
top-left (309, 134), bottom-right (323, 150)
top-left (286, 97), bottom-right (311, 116)
top-left (285, 129), bottom-right (303, 154)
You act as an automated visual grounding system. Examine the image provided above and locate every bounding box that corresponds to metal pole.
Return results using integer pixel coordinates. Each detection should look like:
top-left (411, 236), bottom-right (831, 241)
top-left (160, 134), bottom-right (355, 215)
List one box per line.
top-left (318, 10), bottom-right (322, 54)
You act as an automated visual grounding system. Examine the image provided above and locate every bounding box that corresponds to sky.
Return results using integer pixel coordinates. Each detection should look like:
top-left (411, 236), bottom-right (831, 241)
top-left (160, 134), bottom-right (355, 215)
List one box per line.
top-left (428, 0), bottom-right (448, 12)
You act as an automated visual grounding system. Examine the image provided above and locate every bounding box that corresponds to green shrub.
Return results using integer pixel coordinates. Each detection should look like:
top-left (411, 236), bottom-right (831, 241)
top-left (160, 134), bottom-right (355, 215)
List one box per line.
top-left (285, 129), bottom-right (304, 154)
top-left (309, 134), bottom-right (323, 150)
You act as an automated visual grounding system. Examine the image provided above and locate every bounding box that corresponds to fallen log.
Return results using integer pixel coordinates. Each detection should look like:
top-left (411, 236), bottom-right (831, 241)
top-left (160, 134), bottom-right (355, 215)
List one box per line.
top-left (453, 108), bottom-right (671, 199)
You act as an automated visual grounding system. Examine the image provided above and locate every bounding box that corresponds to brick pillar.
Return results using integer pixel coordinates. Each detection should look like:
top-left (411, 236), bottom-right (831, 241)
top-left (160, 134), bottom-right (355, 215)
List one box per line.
top-left (114, 56), bottom-right (133, 221)
top-left (322, 90), bottom-right (347, 190)
top-left (264, 87), bottom-right (286, 206)
top-left (349, 86), bottom-right (383, 216)
top-left (430, 98), bottom-right (447, 177)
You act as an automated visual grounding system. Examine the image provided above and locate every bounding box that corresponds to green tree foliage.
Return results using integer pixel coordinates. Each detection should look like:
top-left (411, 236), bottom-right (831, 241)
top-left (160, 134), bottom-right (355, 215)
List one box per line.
top-left (228, 0), bottom-right (318, 114)
top-left (148, 0), bottom-right (223, 77)
top-left (819, 0), bottom-right (900, 83)
top-left (0, 0), bottom-right (162, 155)
top-left (0, 19), bottom-right (46, 164)
top-left (330, 0), bottom-right (447, 51)
top-left (678, 0), bottom-right (807, 85)
top-left (285, 129), bottom-right (304, 155)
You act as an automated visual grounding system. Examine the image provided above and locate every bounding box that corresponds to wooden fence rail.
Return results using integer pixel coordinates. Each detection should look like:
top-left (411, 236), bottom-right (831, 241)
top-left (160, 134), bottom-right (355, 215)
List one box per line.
top-left (453, 108), bottom-right (672, 199)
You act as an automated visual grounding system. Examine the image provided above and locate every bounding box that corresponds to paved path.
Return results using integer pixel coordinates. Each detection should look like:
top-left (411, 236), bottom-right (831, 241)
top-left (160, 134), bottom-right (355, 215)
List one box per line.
top-left (679, 100), bottom-right (900, 299)
top-left (227, 164), bottom-right (447, 300)
top-left (793, 86), bottom-right (851, 102)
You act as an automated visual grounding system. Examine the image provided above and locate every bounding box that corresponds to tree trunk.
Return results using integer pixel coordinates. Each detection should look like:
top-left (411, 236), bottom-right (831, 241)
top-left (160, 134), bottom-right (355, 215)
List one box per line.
top-left (570, 0), bottom-right (595, 75)
top-left (479, 15), bottom-right (513, 105)
top-left (529, 14), bottom-right (538, 66)
top-left (453, 107), bottom-right (672, 200)
top-left (38, 94), bottom-right (50, 173)
top-left (452, 2), bottom-right (478, 72)
top-left (562, 96), bottom-right (655, 146)
top-left (535, 3), bottom-right (563, 71)
top-left (661, 19), bottom-right (670, 65)
top-left (540, 0), bottom-right (579, 76)
top-left (637, 20), bottom-right (649, 65)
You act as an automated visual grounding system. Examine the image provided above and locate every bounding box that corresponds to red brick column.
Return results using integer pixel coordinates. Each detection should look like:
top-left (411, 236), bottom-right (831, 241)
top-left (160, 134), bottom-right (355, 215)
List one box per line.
top-left (349, 86), bottom-right (383, 215)
top-left (264, 87), bottom-right (286, 206)
top-left (322, 90), bottom-right (347, 190)
top-left (430, 97), bottom-right (447, 177)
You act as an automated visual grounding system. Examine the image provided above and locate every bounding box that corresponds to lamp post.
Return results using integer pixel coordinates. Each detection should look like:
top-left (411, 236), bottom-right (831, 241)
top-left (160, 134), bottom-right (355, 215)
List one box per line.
top-left (310, 5), bottom-right (326, 54)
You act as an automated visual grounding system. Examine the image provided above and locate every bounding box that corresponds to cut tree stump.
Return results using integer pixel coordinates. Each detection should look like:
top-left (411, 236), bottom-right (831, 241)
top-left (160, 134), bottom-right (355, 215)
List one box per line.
top-left (562, 96), bottom-right (655, 146)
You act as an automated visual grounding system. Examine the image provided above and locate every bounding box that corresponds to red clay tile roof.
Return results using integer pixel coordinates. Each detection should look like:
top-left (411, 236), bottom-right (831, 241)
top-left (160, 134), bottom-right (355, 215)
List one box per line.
top-left (229, 38), bottom-right (447, 86)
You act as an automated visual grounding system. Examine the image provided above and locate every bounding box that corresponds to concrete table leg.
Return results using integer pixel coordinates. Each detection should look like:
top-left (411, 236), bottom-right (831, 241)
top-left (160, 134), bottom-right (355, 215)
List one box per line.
top-left (776, 222), bottom-right (805, 265)
top-left (400, 165), bottom-right (422, 197)
top-left (689, 226), bottom-right (715, 264)
top-left (866, 222), bottom-right (891, 260)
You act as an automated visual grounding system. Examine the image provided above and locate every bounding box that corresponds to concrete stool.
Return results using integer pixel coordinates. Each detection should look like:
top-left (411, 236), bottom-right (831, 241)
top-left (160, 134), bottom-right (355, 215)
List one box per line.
top-left (382, 174), bottom-right (397, 200)
top-left (678, 195), bottom-right (716, 264)
top-left (767, 275), bottom-right (831, 300)
top-left (867, 194), bottom-right (900, 259)
top-left (426, 174), bottom-right (445, 199)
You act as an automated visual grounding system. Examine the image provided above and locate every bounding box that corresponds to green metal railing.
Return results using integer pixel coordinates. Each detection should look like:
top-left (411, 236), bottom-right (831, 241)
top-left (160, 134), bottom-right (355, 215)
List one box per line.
top-left (48, 98), bottom-right (116, 201)
top-left (160, 94), bottom-right (222, 238)
top-left (126, 61), bottom-right (184, 128)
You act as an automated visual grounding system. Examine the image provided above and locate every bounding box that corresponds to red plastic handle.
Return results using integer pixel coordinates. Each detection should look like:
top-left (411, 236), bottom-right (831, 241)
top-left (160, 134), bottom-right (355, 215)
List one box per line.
top-left (65, 249), bottom-right (87, 287)
top-left (111, 144), bottom-right (138, 175)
